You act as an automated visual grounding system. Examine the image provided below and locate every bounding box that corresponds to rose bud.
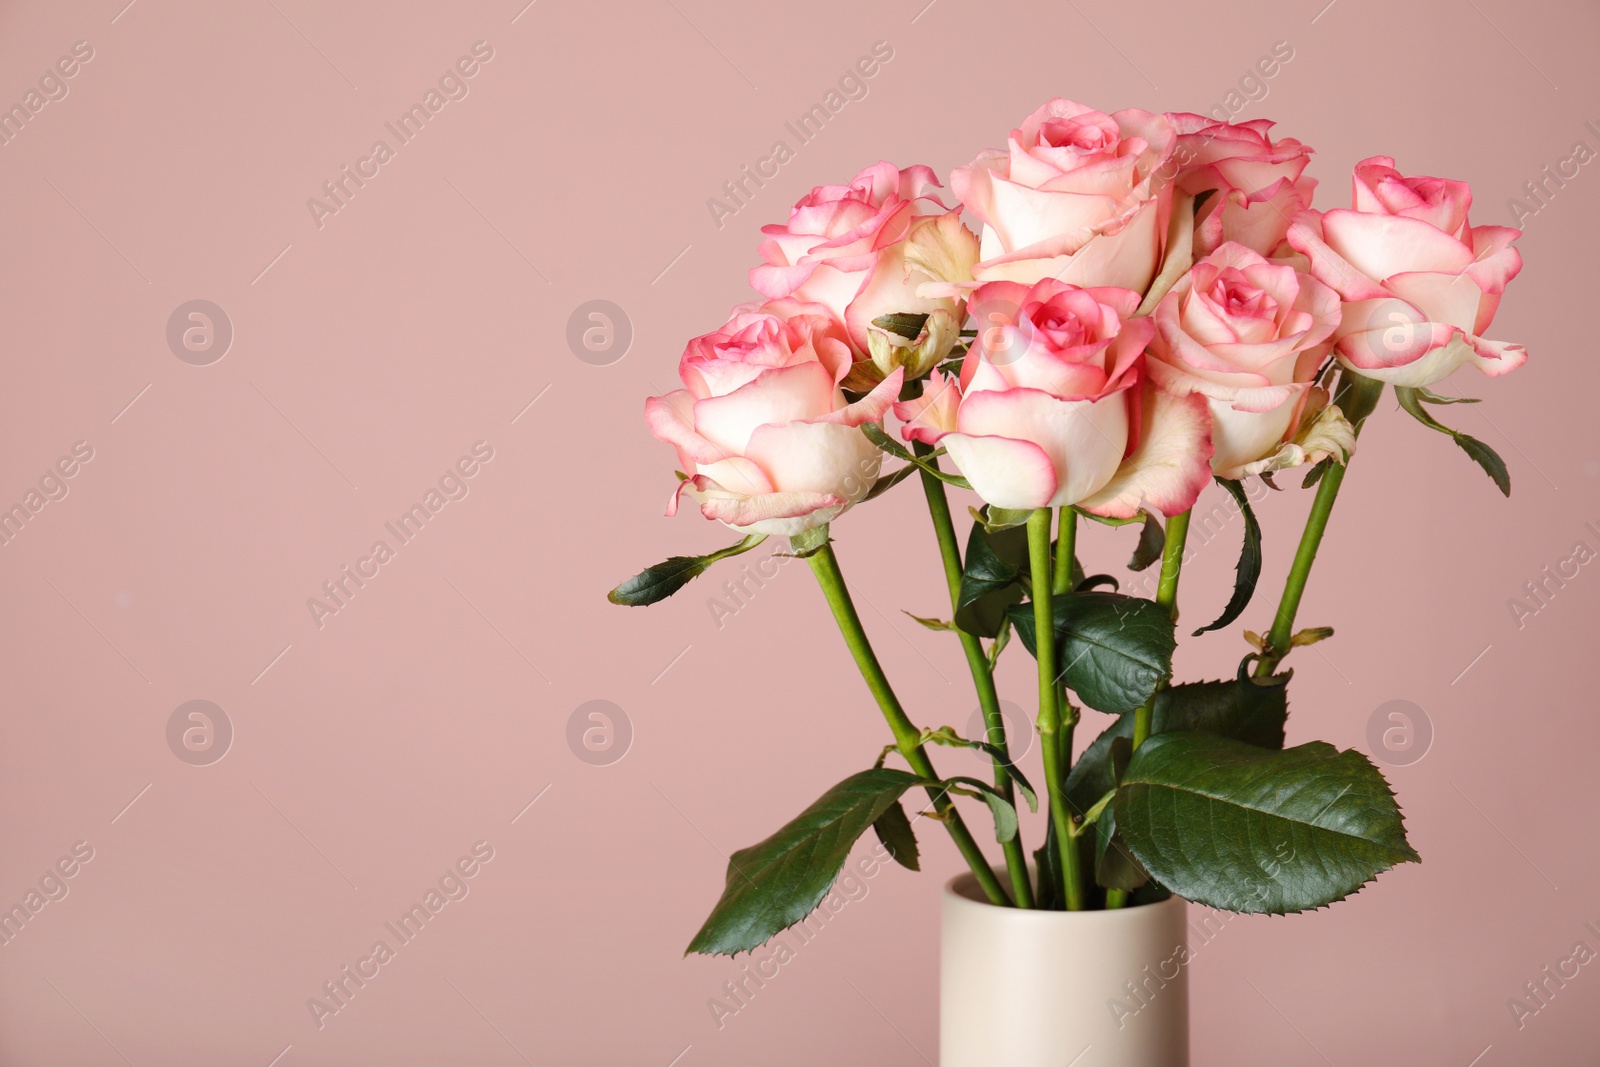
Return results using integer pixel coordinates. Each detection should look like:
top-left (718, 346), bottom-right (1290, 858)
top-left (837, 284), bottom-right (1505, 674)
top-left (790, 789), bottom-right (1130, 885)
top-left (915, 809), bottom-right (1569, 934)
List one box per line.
top-left (646, 300), bottom-right (903, 536)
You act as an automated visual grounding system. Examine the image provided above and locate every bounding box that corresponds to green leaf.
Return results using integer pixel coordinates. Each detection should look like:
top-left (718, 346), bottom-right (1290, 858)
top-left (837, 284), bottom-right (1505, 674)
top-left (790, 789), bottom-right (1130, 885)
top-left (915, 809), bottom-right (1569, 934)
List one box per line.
top-left (862, 462), bottom-right (918, 502)
top-left (872, 801), bottom-right (920, 871)
top-left (1064, 658), bottom-right (1291, 816)
top-left (975, 505), bottom-right (1033, 532)
top-left (787, 524), bottom-right (831, 558)
top-left (608, 534), bottom-right (767, 606)
top-left (1192, 477), bottom-right (1262, 636)
top-left (1008, 592), bottom-right (1177, 715)
top-left (1075, 573), bottom-right (1120, 592)
top-left (872, 312), bottom-right (930, 340)
top-left (687, 768), bottom-right (925, 955)
top-left (903, 611), bottom-right (957, 632)
top-left (1301, 458), bottom-right (1331, 489)
top-left (1095, 805), bottom-right (1150, 892)
top-left (1116, 732), bottom-right (1420, 914)
top-left (955, 521), bottom-right (1030, 639)
top-left (943, 776), bottom-right (1019, 843)
top-left (1395, 387), bottom-right (1511, 497)
top-left (986, 616), bottom-right (1012, 671)
top-left (860, 420), bottom-right (915, 462)
top-left (920, 726), bottom-right (1037, 811)
top-left (1093, 739), bottom-right (1148, 891)
top-left (1129, 511), bottom-right (1166, 572)
top-left (1416, 387), bottom-right (1480, 404)
top-left (861, 423), bottom-right (970, 488)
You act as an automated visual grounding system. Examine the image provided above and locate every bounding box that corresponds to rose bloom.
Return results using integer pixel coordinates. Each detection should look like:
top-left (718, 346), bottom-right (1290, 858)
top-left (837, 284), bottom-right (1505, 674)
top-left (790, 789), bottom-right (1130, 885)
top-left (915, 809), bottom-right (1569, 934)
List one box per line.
top-left (645, 301), bottom-right (903, 536)
top-left (1287, 156), bottom-right (1527, 388)
top-left (893, 279), bottom-right (1211, 517)
top-left (750, 162), bottom-right (978, 386)
top-left (1147, 242), bottom-right (1351, 479)
top-left (952, 99), bottom-right (1177, 293)
top-left (1164, 113), bottom-right (1315, 257)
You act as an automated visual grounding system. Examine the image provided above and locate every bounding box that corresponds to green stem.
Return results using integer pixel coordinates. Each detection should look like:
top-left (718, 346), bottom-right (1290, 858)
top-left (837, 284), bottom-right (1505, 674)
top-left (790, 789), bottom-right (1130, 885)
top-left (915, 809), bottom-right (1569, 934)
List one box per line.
top-left (1028, 508), bottom-right (1085, 910)
top-left (1107, 507), bottom-right (1191, 909)
top-left (1132, 508), bottom-right (1190, 747)
top-left (913, 446), bottom-right (1034, 907)
top-left (1053, 506), bottom-right (1077, 595)
top-left (806, 543), bottom-right (1010, 907)
top-left (1254, 370), bottom-right (1385, 678)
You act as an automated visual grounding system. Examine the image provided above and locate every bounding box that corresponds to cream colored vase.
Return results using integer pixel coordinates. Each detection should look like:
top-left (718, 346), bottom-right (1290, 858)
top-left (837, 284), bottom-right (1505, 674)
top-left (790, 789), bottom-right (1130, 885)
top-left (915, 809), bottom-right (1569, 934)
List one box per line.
top-left (941, 873), bottom-right (1189, 1067)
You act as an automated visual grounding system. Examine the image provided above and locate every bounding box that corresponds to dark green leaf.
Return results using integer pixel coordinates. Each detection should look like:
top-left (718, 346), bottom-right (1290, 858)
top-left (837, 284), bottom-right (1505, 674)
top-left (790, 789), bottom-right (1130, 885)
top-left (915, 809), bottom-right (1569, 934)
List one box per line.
top-left (1065, 658), bottom-right (1291, 816)
top-left (1395, 387), bottom-right (1511, 497)
top-left (872, 801), bottom-right (920, 871)
top-left (1075, 574), bottom-right (1120, 592)
top-left (687, 768), bottom-right (925, 955)
top-left (608, 534), bottom-right (767, 606)
top-left (1130, 511), bottom-right (1166, 572)
top-left (1192, 477), bottom-right (1262, 636)
top-left (1116, 732), bottom-right (1420, 914)
top-left (1008, 592), bottom-right (1177, 715)
top-left (1095, 785), bottom-right (1149, 893)
top-left (955, 521), bottom-right (1030, 638)
top-left (1454, 434), bottom-right (1512, 497)
top-left (872, 312), bottom-right (930, 340)
top-left (1301, 457), bottom-right (1331, 489)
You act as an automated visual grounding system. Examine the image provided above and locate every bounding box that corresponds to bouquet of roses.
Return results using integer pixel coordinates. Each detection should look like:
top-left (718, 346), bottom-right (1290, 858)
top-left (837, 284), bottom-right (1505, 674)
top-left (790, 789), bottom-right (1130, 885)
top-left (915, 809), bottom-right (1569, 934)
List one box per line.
top-left (611, 99), bottom-right (1526, 946)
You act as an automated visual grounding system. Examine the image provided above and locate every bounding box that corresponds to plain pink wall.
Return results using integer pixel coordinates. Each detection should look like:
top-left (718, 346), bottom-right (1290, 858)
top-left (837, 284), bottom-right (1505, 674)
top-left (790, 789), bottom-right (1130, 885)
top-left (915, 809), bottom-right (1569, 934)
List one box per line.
top-left (1, 0), bottom-right (1596, 1063)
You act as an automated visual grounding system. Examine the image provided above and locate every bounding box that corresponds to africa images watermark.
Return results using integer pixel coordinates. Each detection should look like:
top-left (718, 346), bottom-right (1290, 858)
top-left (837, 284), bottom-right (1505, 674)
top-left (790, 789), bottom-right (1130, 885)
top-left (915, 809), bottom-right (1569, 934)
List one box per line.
top-left (0, 841), bottom-right (95, 948)
top-left (0, 441), bottom-right (95, 549)
top-left (306, 441), bottom-right (495, 629)
top-left (306, 41), bottom-right (496, 230)
top-left (1505, 118), bottom-right (1600, 227)
top-left (0, 40), bottom-right (95, 149)
top-left (706, 40), bottom-right (896, 230)
top-left (1506, 916), bottom-right (1600, 1030)
top-left (306, 840), bottom-right (496, 1029)
top-left (1505, 519), bottom-right (1600, 630)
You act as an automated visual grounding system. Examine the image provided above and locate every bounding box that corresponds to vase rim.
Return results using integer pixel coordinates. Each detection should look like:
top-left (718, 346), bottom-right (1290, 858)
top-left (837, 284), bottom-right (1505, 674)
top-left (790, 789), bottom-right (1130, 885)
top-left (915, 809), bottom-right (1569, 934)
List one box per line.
top-left (944, 871), bottom-right (1187, 921)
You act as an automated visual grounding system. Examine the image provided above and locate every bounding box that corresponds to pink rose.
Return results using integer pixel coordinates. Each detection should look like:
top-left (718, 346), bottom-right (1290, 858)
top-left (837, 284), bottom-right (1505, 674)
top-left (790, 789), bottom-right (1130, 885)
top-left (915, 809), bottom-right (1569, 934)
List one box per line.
top-left (1164, 113), bottom-right (1315, 257)
top-left (951, 99), bottom-right (1176, 292)
top-left (646, 301), bottom-right (903, 536)
top-left (893, 279), bottom-right (1208, 516)
top-left (1147, 242), bottom-right (1349, 478)
top-left (750, 162), bottom-right (978, 385)
top-left (1287, 156), bottom-right (1527, 388)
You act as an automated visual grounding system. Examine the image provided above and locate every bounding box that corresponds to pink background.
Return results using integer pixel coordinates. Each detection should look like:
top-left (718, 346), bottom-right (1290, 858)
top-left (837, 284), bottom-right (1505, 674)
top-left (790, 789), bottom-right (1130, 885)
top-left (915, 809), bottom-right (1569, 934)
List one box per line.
top-left (2, 0), bottom-right (1597, 1063)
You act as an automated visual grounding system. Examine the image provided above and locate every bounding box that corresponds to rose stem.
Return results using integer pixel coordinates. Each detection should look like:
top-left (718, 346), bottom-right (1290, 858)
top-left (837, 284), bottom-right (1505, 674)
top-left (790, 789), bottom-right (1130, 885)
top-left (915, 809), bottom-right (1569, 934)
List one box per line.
top-left (1051, 507), bottom-right (1082, 902)
top-left (1028, 508), bottom-right (1086, 910)
top-left (914, 442), bottom-right (1034, 907)
top-left (1105, 506), bottom-right (1192, 910)
top-left (1253, 369), bottom-right (1385, 678)
top-left (806, 542), bottom-right (1011, 906)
